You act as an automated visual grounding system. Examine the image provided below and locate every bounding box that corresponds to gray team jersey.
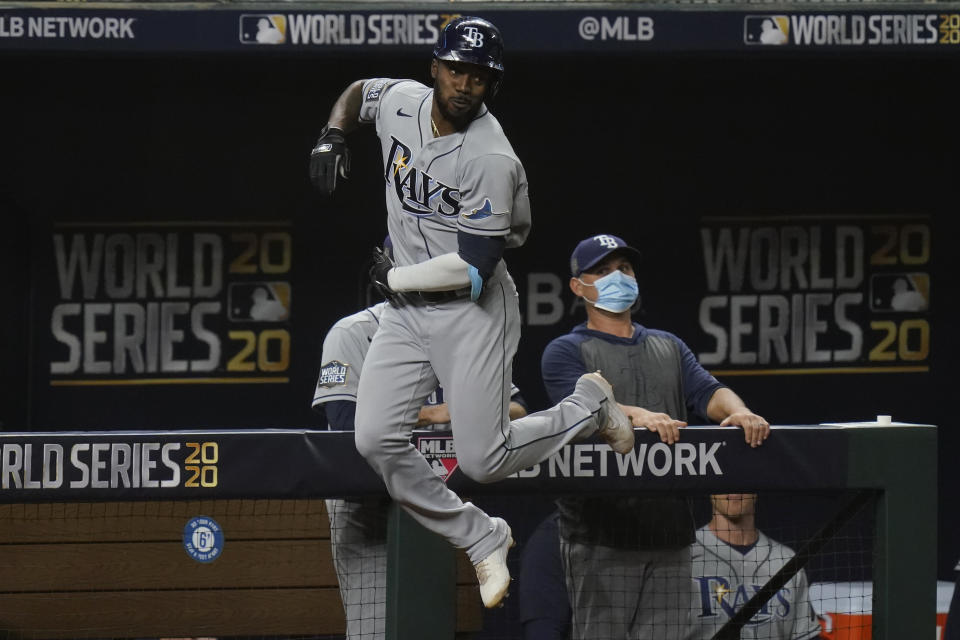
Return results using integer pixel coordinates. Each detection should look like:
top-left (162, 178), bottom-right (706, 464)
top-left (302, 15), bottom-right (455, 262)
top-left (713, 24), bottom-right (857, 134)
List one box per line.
top-left (688, 526), bottom-right (821, 640)
top-left (359, 78), bottom-right (531, 268)
top-left (312, 303), bottom-right (387, 408)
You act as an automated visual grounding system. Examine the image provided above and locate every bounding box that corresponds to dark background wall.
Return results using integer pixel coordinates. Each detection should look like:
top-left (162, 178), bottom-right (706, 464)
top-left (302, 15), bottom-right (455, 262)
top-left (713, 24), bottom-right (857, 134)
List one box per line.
top-left (2, 49), bottom-right (956, 577)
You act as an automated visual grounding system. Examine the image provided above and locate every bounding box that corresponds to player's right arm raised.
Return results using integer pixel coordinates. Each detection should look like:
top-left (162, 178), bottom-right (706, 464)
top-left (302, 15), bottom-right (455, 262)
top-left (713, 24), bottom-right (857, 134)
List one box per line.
top-left (309, 80), bottom-right (366, 196)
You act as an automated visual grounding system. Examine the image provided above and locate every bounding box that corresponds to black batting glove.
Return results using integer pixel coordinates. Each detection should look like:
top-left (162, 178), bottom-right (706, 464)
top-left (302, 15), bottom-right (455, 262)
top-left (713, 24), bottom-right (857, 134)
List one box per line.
top-left (309, 125), bottom-right (350, 196)
top-left (369, 247), bottom-right (408, 308)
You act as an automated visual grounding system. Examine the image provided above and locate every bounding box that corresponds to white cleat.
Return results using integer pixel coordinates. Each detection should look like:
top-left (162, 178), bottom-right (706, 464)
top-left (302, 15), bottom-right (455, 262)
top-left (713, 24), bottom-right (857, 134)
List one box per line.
top-left (577, 371), bottom-right (635, 455)
top-left (474, 517), bottom-right (515, 609)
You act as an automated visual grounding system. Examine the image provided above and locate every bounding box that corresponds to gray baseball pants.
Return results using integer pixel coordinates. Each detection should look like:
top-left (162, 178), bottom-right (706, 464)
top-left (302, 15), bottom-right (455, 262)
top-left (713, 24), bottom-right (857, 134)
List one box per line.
top-left (354, 269), bottom-right (604, 563)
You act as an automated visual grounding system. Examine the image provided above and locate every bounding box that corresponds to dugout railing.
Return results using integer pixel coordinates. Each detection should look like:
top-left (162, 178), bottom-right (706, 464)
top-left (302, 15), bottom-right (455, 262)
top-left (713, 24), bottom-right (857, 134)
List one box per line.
top-left (0, 423), bottom-right (937, 640)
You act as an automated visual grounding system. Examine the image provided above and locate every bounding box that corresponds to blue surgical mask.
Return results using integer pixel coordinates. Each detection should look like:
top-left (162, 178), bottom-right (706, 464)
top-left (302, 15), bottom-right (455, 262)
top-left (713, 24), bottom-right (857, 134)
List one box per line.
top-left (579, 270), bottom-right (639, 313)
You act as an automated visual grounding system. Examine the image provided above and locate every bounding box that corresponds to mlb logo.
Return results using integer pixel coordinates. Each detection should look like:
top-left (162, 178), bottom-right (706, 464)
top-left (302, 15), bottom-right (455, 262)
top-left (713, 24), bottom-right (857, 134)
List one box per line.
top-left (417, 436), bottom-right (459, 482)
top-left (744, 16), bottom-right (790, 45)
top-left (239, 14), bottom-right (286, 45)
top-left (229, 282), bottom-right (291, 321)
top-left (869, 273), bottom-right (930, 312)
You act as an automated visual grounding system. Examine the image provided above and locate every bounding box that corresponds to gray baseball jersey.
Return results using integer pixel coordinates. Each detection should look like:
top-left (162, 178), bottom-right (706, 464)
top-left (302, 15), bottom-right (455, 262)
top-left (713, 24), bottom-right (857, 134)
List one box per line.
top-left (351, 77), bottom-right (610, 565)
top-left (688, 526), bottom-right (821, 640)
top-left (313, 303), bottom-right (387, 410)
top-left (358, 78), bottom-right (531, 267)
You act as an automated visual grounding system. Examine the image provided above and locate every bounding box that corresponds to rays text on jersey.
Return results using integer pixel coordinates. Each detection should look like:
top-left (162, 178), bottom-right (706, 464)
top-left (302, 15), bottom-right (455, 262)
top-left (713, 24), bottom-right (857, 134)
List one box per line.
top-left (385, 136), bottom-right (460, 217)
top-left (694, 577), bottom-right (795, 623)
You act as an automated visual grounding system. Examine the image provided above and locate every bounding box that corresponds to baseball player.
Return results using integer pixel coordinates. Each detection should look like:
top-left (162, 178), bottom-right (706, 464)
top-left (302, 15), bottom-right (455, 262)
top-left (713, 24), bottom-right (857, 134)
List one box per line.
top-left (308, 17), bottom-right (634, 608)
top-left (312, 297), bottom-right (528, 640)
top-left (688, 494), bottom-right (821, 640)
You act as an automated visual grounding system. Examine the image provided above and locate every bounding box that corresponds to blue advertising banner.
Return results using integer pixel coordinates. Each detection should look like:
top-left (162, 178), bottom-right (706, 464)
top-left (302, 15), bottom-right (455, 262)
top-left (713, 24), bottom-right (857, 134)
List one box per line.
top-left (0, 426), bottom-right (861, 501)
top-left (44, 221), bottom-right (294, 386)
top-left (1, 7), bottom-right (959, 53)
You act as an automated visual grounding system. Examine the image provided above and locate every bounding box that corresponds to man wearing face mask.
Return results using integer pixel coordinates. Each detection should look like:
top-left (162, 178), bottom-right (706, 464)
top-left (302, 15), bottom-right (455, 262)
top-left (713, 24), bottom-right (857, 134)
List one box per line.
top-left (537, 233), bottom-right (770, 640)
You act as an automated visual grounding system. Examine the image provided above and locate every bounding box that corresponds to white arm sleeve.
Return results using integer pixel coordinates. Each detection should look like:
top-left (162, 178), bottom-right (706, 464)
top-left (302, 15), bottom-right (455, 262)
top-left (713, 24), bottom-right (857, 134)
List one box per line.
top-left (387, 252), bottom-right (471, 292)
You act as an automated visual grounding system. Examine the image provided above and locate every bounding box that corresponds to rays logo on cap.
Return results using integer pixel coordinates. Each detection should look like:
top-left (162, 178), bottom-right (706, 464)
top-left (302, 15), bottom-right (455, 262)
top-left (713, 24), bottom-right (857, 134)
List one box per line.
top-left (417, 435), bottom-right (459, 482)
top-left (183, 516), bottom-right (224, 563)
top-left (594, 234), bottom-right (621, 249)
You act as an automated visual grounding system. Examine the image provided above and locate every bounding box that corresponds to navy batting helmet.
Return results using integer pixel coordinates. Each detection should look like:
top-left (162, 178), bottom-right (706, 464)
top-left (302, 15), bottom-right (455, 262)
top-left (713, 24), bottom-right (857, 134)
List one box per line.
top-left (433, 16), bottom-right (504, 97)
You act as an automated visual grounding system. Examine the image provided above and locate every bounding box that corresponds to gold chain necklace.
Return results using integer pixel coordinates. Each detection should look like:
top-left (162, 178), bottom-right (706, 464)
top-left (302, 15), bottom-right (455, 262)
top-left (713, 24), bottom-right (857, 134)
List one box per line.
top-left (431, 118), bottom-right (440, 138)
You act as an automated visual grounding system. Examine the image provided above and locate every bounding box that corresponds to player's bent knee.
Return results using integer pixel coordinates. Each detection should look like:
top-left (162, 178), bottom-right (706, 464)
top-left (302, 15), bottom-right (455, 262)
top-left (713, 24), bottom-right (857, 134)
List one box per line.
top-left (354, 422), bottom-right (408, 462)
top-left (353, 428), bottom-right (378, 461)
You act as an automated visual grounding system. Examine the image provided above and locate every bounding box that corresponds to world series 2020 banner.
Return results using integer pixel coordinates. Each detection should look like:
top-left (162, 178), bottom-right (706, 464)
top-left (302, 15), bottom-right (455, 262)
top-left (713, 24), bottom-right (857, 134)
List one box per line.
top-left (692, 215), bottom-right (931, 376)
top-left (43, 222), bottom-right (294, 386)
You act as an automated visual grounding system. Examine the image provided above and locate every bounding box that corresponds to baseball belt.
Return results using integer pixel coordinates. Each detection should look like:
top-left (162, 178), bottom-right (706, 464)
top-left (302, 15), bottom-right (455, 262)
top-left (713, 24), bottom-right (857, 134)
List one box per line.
top-left (410, 287), bottom-right (473, 304)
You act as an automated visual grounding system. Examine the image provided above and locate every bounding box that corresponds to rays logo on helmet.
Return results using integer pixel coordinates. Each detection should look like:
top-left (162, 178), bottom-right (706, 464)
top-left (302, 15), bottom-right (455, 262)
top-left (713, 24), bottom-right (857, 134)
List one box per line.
top-left (463, 26), bottom-right (485, 47)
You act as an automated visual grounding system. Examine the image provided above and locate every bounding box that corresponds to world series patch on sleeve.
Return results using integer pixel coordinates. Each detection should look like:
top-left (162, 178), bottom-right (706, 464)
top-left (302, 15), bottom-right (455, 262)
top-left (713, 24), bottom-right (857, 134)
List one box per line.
top-left (318, 361), bottom-right (349, 387)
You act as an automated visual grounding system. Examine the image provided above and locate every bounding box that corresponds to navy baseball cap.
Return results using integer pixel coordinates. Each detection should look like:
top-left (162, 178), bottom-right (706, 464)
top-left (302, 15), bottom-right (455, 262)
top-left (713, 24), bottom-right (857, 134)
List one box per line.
top-left (570, 234), bottom-right (641, 276)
